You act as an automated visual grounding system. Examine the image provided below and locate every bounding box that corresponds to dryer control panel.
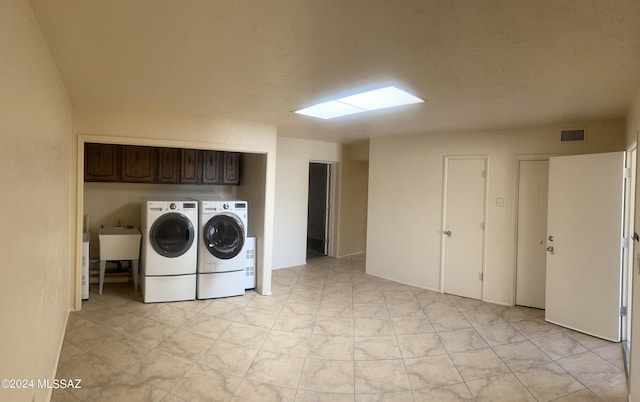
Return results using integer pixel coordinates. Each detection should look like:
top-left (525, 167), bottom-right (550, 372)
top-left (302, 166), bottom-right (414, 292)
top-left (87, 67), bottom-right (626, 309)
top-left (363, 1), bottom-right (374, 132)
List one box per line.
top-left (148, 201), bottom-right (197, 212)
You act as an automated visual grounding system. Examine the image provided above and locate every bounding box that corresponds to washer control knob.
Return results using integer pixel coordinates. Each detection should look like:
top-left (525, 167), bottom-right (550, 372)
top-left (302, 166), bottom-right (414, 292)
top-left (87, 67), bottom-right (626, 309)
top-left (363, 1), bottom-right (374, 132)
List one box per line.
top-left (223, 203), bottom-right (229, 210)
top-left (170, 203), bottom-right (177, 210)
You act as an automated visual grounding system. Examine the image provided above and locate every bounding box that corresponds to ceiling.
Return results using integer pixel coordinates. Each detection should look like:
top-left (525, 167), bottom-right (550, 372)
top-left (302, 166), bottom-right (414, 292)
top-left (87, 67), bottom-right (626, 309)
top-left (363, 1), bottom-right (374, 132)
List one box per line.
top-left (29, 0), bottom-right (640, 144)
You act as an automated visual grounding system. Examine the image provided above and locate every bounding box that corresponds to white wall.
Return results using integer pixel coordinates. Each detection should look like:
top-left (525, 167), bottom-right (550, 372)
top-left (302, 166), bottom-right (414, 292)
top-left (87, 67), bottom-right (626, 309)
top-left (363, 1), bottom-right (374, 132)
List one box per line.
top-left (0, 1), bottom-right (72, 401)
top-left (272, 137), bottom-right (341, 269)
top-left (367, 121), bottom-right (626, 305)
top-left (628, 88), bottom-right (640, 402)
top-left (73, 106), bottom-right (277, 297)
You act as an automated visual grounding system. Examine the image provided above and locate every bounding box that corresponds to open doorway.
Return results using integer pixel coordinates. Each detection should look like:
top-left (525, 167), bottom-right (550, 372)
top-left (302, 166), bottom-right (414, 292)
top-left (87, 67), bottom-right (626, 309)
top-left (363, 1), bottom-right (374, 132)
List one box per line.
top-left (307, 162), bottom-right (330, 259)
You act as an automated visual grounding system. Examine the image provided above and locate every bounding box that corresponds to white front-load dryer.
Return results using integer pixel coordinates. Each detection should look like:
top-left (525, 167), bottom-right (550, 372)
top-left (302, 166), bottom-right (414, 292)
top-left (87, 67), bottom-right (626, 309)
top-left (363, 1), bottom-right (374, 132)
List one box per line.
top-left (141, 198), bottom-right (198, 303)
top-left (194, 199), bottom-right (248, 299)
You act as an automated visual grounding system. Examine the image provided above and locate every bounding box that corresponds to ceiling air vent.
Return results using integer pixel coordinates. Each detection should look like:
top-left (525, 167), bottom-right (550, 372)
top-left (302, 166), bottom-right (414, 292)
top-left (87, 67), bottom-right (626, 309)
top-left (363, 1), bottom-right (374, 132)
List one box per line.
top-left (560, 129), bottom-right (586, 142)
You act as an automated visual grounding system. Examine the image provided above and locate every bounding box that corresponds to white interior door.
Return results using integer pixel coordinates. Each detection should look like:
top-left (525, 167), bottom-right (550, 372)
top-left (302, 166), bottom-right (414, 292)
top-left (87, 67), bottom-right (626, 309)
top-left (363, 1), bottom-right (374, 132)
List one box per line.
top-left (546, 152), bottom-right (625, 341)
top-left (442, 157), bottom-right (487, 300)
top-left (516, 160), bottom-right (549, 309)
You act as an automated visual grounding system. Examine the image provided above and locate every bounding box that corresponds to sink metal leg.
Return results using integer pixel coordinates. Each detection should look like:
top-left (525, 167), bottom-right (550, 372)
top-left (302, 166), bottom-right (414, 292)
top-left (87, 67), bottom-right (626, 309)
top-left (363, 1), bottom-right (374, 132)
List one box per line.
top-left (99, 259), bottom-right (106, 295)
top-left (132, 259), bottom-right (139, 292)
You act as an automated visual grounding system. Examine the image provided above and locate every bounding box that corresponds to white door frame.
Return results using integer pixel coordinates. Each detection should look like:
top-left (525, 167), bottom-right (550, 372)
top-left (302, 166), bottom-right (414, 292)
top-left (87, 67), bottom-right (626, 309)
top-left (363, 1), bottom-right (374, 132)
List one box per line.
top-left (440, 155), bottom-right (489, 298)
top-left (622, 145), bottom-right (637, 342)
top-left (309, 160), bottom-right (338, 258)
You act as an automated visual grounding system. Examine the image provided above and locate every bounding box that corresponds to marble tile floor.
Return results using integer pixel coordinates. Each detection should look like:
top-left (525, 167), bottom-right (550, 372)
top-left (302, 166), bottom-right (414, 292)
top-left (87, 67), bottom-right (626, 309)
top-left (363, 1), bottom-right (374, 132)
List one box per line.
top-left (53, 255), bottom-right (628, 401)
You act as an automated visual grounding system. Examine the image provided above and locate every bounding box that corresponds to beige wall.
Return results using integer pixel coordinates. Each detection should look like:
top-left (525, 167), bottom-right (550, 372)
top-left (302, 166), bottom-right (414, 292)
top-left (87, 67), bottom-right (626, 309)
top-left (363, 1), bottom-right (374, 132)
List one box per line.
top-left (236, 153), bottom-right (270, 290)
top-left (272, 137), bottom-right (342, 269)
top-left (0, 1), bottom-right (72, 401)
top-left (367, 120), bottom-right (626, 305)
top-left (337, 143), bottom-right (369, 257)
top-left (73, 106), bottom-right (277, 297)
top-left (628, 88), bottom-right (640, 402)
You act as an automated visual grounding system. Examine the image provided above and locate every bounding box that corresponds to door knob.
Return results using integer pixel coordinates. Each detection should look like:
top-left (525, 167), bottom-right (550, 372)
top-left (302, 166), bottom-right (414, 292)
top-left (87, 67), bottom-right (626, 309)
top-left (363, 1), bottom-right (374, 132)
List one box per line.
top-left (548, 235), bottom-right (554, 242)
top-left (444, 230), bottom-right (452, 237)
top-left (546, 246), bottom-right (554, 253)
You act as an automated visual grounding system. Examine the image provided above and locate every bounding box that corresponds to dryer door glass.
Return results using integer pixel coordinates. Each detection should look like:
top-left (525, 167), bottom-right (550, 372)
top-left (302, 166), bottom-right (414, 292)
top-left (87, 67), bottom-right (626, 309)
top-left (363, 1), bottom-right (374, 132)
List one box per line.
top-left (150, 213), bottom-right (195, 258)
top-left (204, 214), bottom-right (245, 259)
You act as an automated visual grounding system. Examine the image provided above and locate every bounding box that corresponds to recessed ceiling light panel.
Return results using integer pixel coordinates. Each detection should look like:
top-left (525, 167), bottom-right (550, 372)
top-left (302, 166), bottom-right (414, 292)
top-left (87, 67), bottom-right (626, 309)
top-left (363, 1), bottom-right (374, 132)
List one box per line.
top-left (294, 85), bottom-right (423, 120)
top-left (294, 100), bottom-right (367, 120)
top-left (338, 86), bottom-right (422, 111)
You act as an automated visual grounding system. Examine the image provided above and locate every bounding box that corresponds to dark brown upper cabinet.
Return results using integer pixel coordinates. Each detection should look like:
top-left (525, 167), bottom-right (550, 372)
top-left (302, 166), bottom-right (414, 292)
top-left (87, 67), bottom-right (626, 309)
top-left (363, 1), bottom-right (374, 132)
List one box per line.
top-left (121, 145), bottom-right (157, 183)
top-left (180, 149), bottom-right (200, 184)
top-left (84, 143), bottom-right (120, 182)
top-left (222, 152), bottom-right (240, 185)
top-left (157, 147), bottom-right (180, 184)
top-left (201, 150), bottom-right (221, 184)
top-left (83, 143), bottom-right (240, 185)
top-left (201, 151), bottom-right (241, 185)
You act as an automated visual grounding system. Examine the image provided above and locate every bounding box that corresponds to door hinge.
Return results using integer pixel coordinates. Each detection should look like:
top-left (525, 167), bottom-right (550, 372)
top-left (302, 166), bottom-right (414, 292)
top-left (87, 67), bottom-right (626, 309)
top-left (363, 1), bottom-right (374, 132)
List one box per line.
top-left (622, 237), bottom-right (630, 249)
top-left (480, 222), bottom-right (485, 230)
top-left (481, 171), bottom-right (487, 179)
top-left (620, 306), bottom-right (628, 317)
top-left (624, 167), bottom-right (631, 179)
top-left (479, 272), bottom-right (484, 281)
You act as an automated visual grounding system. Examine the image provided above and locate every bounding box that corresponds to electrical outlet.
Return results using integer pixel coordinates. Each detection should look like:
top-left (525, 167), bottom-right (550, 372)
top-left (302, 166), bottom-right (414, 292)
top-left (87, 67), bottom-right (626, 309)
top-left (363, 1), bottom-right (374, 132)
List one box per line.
top-left (496, 197), bottom-right (505, 207)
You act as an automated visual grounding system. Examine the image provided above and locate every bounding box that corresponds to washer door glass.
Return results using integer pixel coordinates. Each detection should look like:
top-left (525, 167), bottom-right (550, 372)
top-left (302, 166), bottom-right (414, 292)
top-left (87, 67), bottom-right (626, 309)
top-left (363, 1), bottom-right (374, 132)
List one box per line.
top-left (204, 213), bottom-right (245, 259)
top-left (150, 212), bottom-right (195, 258)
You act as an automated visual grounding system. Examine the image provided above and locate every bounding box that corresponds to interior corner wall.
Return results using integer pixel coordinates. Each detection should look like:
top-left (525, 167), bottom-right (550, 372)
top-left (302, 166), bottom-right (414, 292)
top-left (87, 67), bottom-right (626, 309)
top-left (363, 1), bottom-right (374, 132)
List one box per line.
top-left (272, 137), bottom-right (341, 269)
top-left (0, 1), bottom-right (72, 401)
top-left (627, 88), bottom-right (640, 402)
top-left (337, 151), bottom-right (369, 257)
top-left (235, 153), bottom-right (270, 293)
top-left (366, 121), bottom-right (626, 305)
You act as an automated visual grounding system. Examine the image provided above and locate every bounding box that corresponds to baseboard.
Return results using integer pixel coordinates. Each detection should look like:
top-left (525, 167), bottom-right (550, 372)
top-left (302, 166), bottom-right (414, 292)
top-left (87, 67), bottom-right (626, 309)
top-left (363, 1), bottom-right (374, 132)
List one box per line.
top-left (364, 271), bottom-right (440, 293)
top-left (336, 250), bottom-right (366, 259)
top-left (47, 308), bottom-right (71, 401)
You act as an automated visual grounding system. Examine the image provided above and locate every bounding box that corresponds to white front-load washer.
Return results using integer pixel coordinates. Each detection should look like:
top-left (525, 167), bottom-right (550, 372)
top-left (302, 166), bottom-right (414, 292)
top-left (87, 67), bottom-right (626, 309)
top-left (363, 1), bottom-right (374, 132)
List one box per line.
top-left (141, 198), bottom-right (198, 303)
top-left (194, 199), bottom-right (248, 299)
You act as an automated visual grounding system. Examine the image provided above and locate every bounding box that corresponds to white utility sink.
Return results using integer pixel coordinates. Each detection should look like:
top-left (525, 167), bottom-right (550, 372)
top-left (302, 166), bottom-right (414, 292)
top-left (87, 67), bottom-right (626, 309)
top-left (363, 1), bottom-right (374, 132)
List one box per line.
top-left (98, 228), bottom-right (142, 294)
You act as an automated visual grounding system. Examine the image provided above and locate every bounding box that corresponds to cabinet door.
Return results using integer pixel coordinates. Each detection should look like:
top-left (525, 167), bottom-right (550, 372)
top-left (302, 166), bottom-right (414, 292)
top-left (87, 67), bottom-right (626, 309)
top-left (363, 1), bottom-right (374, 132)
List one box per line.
top-left (180, 149), bottom-right (200, 184)
top-left (222, 152), bottom-right (241, 184)
top-left (158, 148), bottom-right (180, 184)
top-left (201, 150), bottom-right (221, 184)
top-left (84, 143), bottom-right (120, 182)
top-left (121, 145), bottom-right (157, 183)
